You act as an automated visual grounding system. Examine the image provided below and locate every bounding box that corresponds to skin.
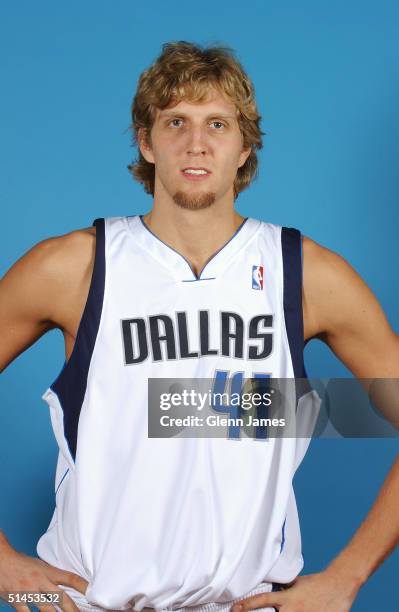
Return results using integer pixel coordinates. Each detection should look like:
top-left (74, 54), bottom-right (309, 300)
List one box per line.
top-left (138, 88), bottom-right (252, 275)
top-left (0, 87), bottom-right (398, 612)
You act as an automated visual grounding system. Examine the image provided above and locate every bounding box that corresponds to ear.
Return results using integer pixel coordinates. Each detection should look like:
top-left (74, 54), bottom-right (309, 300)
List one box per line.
top-left (138, 127), bottom-right (155, 164)
top-left (238, 145), bottom-right (251, 169)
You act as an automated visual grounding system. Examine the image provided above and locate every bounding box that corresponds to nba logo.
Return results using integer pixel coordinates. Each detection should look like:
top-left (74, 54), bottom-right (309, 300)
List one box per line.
top-left (252, 265), bottom-right (264, 290)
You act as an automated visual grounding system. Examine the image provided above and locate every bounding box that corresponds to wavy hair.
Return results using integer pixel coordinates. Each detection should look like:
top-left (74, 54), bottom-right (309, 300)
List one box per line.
top-left (127, 41), bottom-right (264, 199)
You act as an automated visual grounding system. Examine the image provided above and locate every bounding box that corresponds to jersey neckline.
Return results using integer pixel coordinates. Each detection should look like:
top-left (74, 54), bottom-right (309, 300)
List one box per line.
top-left (126, 215), bottom-right (262, 281)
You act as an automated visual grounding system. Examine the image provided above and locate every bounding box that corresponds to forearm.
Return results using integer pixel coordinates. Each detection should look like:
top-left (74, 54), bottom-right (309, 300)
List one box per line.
top-left (325, 453), bottom-right (399, 589)
top-left (0, 530), bottom-right (13, 554)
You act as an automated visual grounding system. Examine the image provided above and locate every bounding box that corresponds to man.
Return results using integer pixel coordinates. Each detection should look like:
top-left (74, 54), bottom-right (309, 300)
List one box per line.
top-left (0, 41), bottom-right (398, 612)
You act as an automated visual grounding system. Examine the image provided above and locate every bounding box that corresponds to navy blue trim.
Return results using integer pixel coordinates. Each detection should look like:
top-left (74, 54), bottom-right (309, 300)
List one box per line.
top-left (199, 218), bottom-right (248, 278)
top-left (139, 215), bottom-right (248, 280)
top-left (280, 518), bottom-right (286, 552)
top-left (281, 227), bottom-right (307, 379)
top-left (182, 277), bottom-right (216, 283)
top-left (50, 218), bottom-right (106, 461)
top-left (55, 468), bottom-right (69, 495)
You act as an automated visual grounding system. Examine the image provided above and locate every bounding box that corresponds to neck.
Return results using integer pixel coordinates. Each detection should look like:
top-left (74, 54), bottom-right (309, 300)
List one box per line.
top-left (142, 198), bottom-right (245, 277)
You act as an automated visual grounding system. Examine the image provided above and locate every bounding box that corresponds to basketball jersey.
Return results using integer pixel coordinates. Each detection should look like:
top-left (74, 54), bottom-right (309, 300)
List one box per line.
top-left (37, 215), bottom-right (320, 611)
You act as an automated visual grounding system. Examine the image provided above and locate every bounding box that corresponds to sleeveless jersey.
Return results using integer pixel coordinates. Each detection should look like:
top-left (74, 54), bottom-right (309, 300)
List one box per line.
top-left (37, 215), bottom-right (320, 611)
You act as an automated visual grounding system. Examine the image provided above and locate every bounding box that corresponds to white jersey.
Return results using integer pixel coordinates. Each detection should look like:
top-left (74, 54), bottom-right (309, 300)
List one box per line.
top-left (38, 215), bottom-right (320, 611)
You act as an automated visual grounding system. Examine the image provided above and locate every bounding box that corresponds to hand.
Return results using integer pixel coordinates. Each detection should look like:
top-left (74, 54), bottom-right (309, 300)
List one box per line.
top-left (0, 541), bottom-right (88, 612)
top-left (230, 570), bottom-right (360, 612)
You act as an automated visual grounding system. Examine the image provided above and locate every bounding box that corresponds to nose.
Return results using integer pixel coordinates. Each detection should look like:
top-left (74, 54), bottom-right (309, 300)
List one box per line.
top-left (186, 126), bottom-right (208, 156)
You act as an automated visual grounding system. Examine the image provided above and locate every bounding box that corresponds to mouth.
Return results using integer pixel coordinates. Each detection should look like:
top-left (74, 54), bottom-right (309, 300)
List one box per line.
top-left (181, 167), bottom-right (212, 181)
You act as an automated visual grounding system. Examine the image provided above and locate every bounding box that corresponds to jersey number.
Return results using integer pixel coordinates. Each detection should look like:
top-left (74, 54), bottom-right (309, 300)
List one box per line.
top-left (211, 370), bottom-right (271, 440)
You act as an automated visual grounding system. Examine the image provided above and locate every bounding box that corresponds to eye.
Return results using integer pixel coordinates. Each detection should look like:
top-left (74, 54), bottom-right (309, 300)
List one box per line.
top-left (211, 121), bottom-right (225, 129)
top-left (169, 118), bottom-right (183, 128)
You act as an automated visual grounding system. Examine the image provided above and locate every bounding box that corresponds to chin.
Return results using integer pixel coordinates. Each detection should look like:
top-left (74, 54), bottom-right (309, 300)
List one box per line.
top-left (172, 190), bottom-right (216, 210)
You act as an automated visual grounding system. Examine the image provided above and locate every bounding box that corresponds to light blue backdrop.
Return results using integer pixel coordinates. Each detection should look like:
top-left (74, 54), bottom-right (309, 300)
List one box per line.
top-left (1, 2), bottom-right (398, 610)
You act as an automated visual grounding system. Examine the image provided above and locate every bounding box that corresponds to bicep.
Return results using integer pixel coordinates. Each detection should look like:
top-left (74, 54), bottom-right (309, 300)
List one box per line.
top-left (303, 237), bottom-right (399, 378)
top-left (0, 242), bottom-right (59, 372)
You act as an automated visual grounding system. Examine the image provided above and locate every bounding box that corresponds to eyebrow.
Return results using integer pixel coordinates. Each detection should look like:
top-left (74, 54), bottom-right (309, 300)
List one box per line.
top-left (159, 111), bottom-right (236, 120)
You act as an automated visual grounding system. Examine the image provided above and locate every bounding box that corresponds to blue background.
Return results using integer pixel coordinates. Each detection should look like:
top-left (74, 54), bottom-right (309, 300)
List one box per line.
top-left (1, 1), bottom-right (398, 610)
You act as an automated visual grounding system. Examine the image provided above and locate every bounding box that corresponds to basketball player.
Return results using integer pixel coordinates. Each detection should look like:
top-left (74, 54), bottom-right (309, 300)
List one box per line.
top-left (0, 42), bottom-right (398, 612)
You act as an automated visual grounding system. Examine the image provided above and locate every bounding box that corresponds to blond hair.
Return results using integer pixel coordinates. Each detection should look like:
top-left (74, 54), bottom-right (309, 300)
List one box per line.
top-left (127, 41), bottom-right (263, 198)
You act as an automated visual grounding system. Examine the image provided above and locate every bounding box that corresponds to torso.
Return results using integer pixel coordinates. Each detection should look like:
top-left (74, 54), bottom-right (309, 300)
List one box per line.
top-left (58, 226), bottom-right (318, 363)
top-left (38, 216), bottom-right (315, 609)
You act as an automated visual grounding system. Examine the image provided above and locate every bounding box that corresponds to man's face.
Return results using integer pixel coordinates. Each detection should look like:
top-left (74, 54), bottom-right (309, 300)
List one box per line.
top-left (139, 87), bottom-right (251, 210)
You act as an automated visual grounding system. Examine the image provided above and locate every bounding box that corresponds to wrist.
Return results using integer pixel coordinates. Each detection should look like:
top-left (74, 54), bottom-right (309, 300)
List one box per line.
top-left (324, 560), bottom-right (367, 595)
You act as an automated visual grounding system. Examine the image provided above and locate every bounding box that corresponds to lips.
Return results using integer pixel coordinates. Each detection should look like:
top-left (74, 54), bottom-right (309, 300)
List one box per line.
top-left (182, 166), bottom-right (211, 174)
top-left (181, 167), bottom-right (212, 181)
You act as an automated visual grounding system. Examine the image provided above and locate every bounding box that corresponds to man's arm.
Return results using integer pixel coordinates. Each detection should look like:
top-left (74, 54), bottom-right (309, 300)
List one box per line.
top-left (233, 236), bottom-right (399, 612)
top-left (302, 236), bottom-right (399, 377)
top-left (0, 228), bottom-right (95, 610)
top-left (0, 228), bottom-right (96, 372)
top-left (302, 236), bottom-right (399, 578)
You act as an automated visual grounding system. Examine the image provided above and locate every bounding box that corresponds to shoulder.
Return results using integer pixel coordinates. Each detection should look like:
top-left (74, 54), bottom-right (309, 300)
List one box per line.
top-left (37, 227), bottom-right (98, 323)
top-left (301, 235), bottom-right (399, 376)
top-left (3, 225), bottom-right (96, 280)
top-left (301, 235), bottom-right (368, 341)
top-left (0, 225), bottom-right (100, 370)
top-left (1, 226), bottom-right (97, 327)
top-left (31, 225), bottom-right (96, 267)
top-left (302, 234), bottom-right (351, 275)
top-left (301, 234), bottom-right (367, 296)
top-left (301, 234), bottom-right (385, 340)
top-left (19, 226), bottom-right (97, 283)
